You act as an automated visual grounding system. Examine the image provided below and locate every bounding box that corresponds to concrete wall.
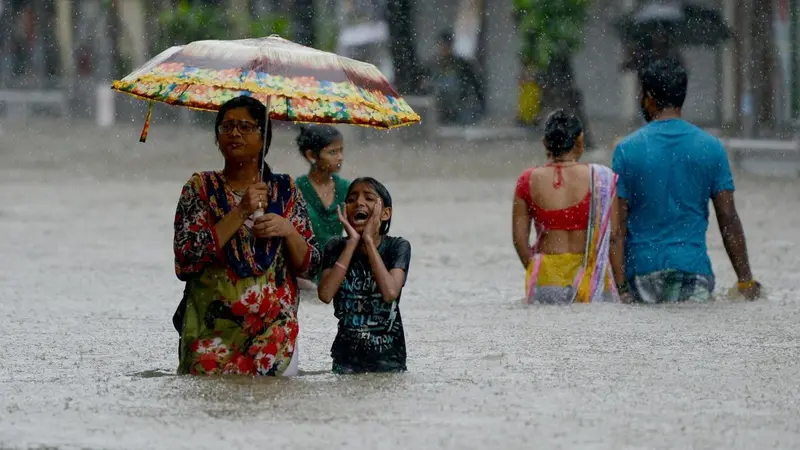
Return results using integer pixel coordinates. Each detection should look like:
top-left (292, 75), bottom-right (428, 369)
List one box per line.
top-left (573, 0), bottom-right (628, 122)
top-left (414, 1), bottom-right (462, 63)
top-left (481, 0), bottom-right (520, 122)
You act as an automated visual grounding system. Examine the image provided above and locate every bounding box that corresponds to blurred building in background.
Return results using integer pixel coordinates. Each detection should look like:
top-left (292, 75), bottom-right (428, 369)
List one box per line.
top-left (0, 0), bottom-right (798, 136)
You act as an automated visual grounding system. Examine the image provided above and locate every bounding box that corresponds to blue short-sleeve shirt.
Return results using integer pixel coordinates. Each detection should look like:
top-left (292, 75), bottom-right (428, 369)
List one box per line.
top-left (612, 119), bottom-right (734, 280)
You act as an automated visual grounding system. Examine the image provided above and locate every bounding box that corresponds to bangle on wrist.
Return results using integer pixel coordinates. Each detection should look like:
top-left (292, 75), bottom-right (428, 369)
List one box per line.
top-left (737, 279), bottom-right (758, 289)
top-left (334, 262), bottom-right (348, 271)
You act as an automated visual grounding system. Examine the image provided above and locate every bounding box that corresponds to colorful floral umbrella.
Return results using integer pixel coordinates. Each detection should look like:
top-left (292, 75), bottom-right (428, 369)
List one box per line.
top-left (111, 35), bottom-right (421, 142)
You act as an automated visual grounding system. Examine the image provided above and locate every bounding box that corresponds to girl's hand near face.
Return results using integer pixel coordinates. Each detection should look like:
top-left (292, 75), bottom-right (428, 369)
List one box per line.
top-left (337, 204), bottom-right (360, 243)
top-left (361, 198), bottom-right (382, 245)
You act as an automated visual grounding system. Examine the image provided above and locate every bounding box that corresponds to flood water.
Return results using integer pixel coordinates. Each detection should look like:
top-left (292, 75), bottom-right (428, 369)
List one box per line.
top-left (2, 120), bottom-right (800, 449)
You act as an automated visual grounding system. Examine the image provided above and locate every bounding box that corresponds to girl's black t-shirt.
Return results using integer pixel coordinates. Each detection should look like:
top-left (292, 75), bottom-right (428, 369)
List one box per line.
top-left (322, 235), bottom-right (411, 372)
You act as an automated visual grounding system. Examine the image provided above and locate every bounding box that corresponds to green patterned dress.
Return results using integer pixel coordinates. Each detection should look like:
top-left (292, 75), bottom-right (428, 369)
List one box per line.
top-left (173, 170), bottom-right (320, 376)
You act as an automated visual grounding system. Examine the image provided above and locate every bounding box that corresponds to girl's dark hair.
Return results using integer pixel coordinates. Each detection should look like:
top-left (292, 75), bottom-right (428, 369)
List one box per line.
top-left (543, 109), bottom-right (583, 157)
top-left (347, 177), bottom-right (393, 235)
top-left (296, 124), bottom-right (342, 161)
top-left (214, 95), bottom-right (273, 179)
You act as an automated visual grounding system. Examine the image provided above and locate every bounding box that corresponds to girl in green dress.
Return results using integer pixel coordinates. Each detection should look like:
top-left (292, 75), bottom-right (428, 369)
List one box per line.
top-left (295, 125), bottom-right (350, 286)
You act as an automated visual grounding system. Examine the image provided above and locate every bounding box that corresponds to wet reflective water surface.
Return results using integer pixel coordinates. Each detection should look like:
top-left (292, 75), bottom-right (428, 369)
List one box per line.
top-left (2, 123), bottom-right (799, 449)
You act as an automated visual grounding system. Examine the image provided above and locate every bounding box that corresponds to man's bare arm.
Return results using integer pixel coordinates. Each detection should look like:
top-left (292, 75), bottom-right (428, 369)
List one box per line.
top-left (711, 190), bottom-right (754, 283)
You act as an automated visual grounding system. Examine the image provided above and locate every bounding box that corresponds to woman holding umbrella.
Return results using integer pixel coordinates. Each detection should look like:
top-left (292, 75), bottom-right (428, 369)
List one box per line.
top-left (173, 95), bottom-right (320, 376)
top-left (110, 35), bottom-right (420, 375)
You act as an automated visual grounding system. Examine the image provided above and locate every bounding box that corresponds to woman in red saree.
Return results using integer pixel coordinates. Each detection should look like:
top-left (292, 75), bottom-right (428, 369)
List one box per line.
top-left (173, 96), bottom-right (320, 376)
top-left (512, 110), bottom-right (627, 304)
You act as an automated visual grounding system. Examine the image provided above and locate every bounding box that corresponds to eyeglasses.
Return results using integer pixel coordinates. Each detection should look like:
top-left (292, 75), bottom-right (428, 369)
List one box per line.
top-left (218, 120), bottom-right (260, 135)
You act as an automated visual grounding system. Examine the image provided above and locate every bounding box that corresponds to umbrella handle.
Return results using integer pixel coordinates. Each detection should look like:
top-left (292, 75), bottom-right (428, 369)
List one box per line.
top-left (252, 98), bottom-right (270, 221)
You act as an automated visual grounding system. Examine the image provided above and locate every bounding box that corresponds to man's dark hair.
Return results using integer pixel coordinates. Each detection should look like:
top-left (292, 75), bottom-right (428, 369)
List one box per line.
top-left (638, 56), bottom-right (688, 110)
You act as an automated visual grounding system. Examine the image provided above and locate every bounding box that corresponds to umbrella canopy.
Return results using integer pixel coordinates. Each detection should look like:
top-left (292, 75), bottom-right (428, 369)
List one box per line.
top-left (111, 35), bottom-right (420, 141)
top-left (613, 2), bottom-right (732, 47)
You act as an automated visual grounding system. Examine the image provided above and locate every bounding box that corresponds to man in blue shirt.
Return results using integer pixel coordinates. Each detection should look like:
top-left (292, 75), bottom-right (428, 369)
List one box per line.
top-left (612, 57), bottom-right (761, 302)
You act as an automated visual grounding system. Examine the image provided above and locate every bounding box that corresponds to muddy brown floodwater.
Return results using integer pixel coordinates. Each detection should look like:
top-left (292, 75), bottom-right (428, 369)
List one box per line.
top-left (1, 120), bottom-right (799, 449)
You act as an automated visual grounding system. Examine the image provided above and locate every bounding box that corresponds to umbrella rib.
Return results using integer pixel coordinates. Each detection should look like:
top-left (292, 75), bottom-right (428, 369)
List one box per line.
top-left (174, 82), bottom-right (193, 108)
top-left (332, 54), bottom-right (391, 112)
